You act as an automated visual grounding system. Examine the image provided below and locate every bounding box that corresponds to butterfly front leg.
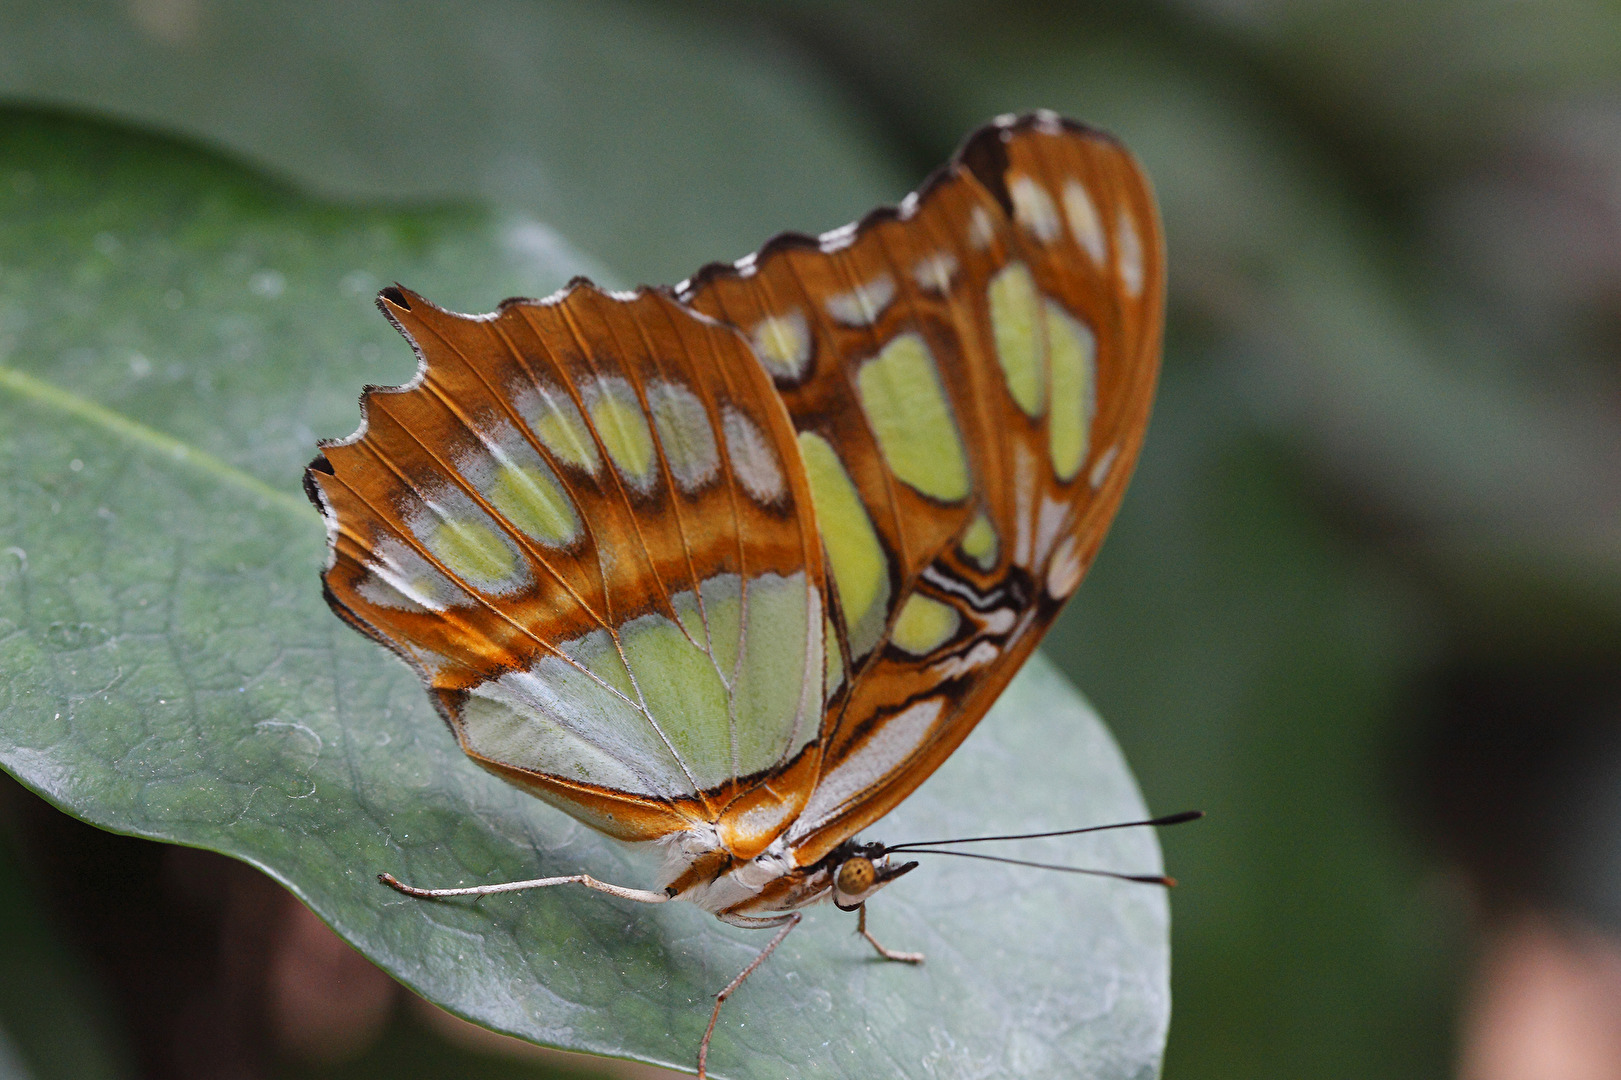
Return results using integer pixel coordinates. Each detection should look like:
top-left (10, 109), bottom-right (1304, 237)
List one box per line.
top-left (854, 903), bottom-right (925, 964)
top-left (828, 850), bottom-right (925, 963)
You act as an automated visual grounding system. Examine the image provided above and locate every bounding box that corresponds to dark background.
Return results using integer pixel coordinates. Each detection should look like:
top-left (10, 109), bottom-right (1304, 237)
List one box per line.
top-left (2, 2), bottom-right (1620, 1078)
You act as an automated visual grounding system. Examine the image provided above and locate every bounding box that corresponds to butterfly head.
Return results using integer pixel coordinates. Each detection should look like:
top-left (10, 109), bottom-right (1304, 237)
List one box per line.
top-left (828, 840), bottom-right (918, 911)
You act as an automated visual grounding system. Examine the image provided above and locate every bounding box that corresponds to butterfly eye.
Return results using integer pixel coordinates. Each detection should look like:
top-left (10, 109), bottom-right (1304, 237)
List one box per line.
top-left (835, 857), bottom-right (877, 897)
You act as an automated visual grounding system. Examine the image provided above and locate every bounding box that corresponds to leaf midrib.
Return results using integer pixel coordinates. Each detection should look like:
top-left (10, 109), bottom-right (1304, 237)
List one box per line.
top-left (0, 364), bottom-right (309, 519)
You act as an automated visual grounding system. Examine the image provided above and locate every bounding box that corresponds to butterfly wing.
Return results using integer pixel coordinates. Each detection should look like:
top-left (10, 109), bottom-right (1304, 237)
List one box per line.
top-left (306, 283), bottom-right (828, 846)
top-left (308, 111), bottom-right (1162, 879)
top-left (679, 112), bottom-right (1164, 866)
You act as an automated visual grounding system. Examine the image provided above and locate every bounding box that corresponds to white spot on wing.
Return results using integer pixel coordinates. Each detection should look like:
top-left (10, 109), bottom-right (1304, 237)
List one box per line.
top-left (913, 251), bottom-right (958, 294)
top-left (968, 205), bottom-right (997, 251)
top-left (1010, 175), bottom-right (1061, 243)
top-left (731, 800), bottom-right (797, 841)
top-left (1031, 110), bottom-right (1064, 133)
top-left (723, 407), bottom-right (786, 505)
top-left (357, 534), bottom-right (472, 612)
top-left (1033, 495), bottom-right (1072, 569)
top-left (309, 479), bottom-right (341, 571)
top-left (1089, 444), bottom-right (1120, 490)
top-left (928, 640), bottom-right (1001, 681)
top-left (790, 698), bottom-right (945, 839)
top-left (819, 222), bottom-right (858, 253)
top-left (647, 380), bottom-right (720, 492)
top-left (825, 272), bottom-right (896, 327)
top-left (1046, 534), bottom-right (1084, 598)
top-left (1117, 206), bottom-right (1145, 297)
top-left (982, 608), bottom-right (1016, 635)
top-left (1063, 179), bottom-right (1106, 265)
top-left (749, 310), bottom-right (812, 380)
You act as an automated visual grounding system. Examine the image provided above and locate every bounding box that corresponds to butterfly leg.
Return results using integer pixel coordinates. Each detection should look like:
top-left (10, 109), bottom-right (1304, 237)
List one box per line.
top-left (856, 904), bottom-right (925, 964)
top-left (378, 872), bottom-right (670, 905)
top-left (697, 912), bottom-right (802, 1080)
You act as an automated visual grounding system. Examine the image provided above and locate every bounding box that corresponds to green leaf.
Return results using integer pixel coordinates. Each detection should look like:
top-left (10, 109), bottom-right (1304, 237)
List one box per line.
top-left (0, 110), bottom-right (1169, 1077)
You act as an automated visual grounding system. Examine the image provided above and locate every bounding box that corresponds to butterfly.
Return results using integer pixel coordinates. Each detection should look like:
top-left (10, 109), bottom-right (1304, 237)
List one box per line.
top-left (305, 110), bottom-right (1167, 1076)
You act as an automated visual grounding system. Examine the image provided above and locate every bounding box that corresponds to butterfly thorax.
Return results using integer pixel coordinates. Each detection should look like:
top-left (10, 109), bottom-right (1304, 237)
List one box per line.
top-left (658, 829), bottom-right (913, 925)
top-left (665, 835), bottom-right (825, 923)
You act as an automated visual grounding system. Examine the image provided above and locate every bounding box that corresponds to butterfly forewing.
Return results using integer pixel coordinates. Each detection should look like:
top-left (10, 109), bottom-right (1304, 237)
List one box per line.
top-left (679, 113), bottom-right (1164, 864)
top-left (308, 283), bottom-right (828, 842)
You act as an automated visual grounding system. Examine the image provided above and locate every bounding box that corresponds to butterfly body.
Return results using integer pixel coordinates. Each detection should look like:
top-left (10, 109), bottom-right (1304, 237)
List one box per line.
top-left (307, 110), bottom-right (1163, 1052)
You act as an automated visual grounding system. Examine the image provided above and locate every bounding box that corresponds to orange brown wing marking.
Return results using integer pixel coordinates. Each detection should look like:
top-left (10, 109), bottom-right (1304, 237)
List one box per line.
top-left (685, 113), bottom-right (1164, 865)
top-left (308, 281), bottom-right (826, 834)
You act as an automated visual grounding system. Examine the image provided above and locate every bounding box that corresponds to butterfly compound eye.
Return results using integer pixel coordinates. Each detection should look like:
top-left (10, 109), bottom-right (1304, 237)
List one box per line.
top-left (835, 857), bottom-right (877, 896)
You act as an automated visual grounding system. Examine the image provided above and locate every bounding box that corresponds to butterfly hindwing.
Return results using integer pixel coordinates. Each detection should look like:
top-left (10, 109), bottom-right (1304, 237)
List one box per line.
top-left (308, 283), bottom-right (828, 841)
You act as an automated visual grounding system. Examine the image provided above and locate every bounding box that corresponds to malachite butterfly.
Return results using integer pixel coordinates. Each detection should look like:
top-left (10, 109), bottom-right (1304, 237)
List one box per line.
top-left (305, 110), bottom-right (1167, 1076)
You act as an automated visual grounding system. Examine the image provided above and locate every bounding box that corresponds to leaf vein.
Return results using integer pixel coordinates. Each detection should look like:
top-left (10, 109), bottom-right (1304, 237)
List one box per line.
top-left (0, 365), bottom-right (308, 518)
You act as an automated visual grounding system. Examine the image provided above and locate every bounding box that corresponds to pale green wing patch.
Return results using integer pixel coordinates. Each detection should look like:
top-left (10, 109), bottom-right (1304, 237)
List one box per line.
top-left (987, 261), bottom-right (1047, 417)
top-left (618, 610), bottom-right (733, 787)
top-left (455, 420), bottom-right (581, 546)
top-left (459, 634), bottom-right (698, 799)
top-left (855, 332), bottom-right (972, 503)
top-left (1045, 300), bottom-right (1096, 481)
top-left (797, 431), bottom-right (891, 661)
top-left (730, 572), bottom-right (820, 774)
top-left (462, 569), bottom-right (820, 797)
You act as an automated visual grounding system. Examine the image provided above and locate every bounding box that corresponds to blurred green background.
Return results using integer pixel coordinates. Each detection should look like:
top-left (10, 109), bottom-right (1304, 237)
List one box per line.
top-left (3, 1), bottom-right (1621, 1078)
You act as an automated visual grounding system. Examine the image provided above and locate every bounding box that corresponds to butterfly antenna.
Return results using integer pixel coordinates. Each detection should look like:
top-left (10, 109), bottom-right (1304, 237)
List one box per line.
top-left (876, 810), bottom-right (1202, 888)
top-left (882, 809), bottom-right (1202, 853)
top-left (892, 848), bottom-right (1179, 887)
